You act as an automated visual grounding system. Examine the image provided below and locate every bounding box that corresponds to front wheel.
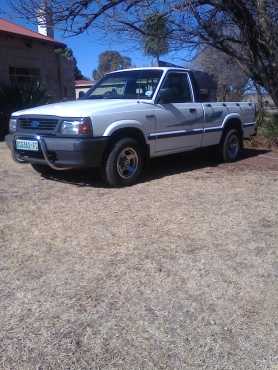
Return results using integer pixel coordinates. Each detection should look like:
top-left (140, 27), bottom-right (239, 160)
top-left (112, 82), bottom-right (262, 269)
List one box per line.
top-left (220, 129), bottom-right (242, 162)
top-left (103, 138), bottom-right (144, 187)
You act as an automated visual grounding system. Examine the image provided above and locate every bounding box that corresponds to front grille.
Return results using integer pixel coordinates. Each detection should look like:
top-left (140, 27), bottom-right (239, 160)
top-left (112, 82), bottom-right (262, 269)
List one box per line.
top-left (19, 118), bottom-right (59, 131)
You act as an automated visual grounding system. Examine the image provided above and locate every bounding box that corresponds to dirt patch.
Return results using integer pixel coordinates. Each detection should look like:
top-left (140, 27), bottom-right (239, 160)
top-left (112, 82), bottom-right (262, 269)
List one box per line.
top-left (0, 142), bottom-right (277, 370)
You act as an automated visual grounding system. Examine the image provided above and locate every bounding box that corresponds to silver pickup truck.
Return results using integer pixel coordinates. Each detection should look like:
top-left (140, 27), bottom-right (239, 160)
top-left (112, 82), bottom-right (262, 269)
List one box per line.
top-left (6, 67), bottom-right (256, 186)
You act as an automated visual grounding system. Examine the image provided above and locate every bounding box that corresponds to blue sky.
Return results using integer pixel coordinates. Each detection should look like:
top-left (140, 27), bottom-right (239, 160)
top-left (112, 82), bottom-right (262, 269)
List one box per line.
top-left (0, 1), bottom-right (188, 79)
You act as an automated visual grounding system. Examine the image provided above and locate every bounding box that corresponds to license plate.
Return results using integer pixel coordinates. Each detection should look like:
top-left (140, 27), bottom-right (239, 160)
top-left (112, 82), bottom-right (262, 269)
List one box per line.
top-left (16, 139), bottom-right (39, 152)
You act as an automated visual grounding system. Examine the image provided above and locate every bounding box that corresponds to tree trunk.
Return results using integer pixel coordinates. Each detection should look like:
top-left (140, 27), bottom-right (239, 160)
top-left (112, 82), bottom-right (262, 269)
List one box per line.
top-left (228, 62), bottom-right (278, 108)
top-left (254, 83), bottom-right (265, 127)
top-left (267, 83), bottom-right (278, 108)
top-left (251, 68), bottom-right (278, 109)
top-left (156, 55), bottom-right (160, 66)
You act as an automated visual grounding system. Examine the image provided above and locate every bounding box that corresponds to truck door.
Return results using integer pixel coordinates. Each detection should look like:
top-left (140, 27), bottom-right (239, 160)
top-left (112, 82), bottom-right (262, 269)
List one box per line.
top-left (153, 71), bottom-right (204, 154)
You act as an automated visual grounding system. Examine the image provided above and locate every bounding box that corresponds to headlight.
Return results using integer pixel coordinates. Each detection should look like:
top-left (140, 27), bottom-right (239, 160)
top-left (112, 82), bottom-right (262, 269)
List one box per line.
top-left (9, 118), bottom-right (17, 132)
top-left (60, 117), bottom-right (92, 136)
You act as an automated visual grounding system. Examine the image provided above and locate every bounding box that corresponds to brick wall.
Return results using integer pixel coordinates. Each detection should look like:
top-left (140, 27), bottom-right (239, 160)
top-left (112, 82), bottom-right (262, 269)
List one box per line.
top-left (0, 33), bottom-right (75, 100)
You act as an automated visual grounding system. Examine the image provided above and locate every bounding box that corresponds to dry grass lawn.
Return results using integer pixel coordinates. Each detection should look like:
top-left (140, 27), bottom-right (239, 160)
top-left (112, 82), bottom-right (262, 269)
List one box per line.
top-left (0, 142), bottom-right (278, 370)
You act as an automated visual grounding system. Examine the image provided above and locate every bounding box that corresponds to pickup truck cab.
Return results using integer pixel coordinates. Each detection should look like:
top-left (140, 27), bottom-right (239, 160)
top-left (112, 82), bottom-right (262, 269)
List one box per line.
top-left (6, 67), bottom-right (256, 186)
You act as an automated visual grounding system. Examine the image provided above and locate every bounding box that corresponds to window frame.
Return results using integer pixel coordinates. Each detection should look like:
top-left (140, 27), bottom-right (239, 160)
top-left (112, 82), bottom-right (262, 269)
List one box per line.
top-left (156, 71), bottom-right (194, 104)
top-left (9, 66), bottom-right (41, 87)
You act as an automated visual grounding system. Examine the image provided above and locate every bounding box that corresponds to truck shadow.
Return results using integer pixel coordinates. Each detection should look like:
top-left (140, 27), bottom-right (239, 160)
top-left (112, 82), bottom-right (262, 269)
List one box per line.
top-left (143, 147), bottom-right (271, 182)
top-left (41, 147), bottom-right (270, 188)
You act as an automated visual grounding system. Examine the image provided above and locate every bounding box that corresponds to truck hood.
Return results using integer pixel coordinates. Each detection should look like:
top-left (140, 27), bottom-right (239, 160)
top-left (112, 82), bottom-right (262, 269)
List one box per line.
top-left (12, 99), bottom-right (143, 117)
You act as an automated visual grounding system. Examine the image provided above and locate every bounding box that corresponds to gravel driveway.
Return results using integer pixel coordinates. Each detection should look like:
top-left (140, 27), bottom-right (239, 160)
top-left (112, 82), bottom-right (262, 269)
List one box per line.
top-left (0, 142), bottom-right (277, 370)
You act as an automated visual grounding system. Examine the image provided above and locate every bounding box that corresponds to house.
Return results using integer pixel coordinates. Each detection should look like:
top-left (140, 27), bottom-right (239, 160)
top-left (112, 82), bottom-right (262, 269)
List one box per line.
top-left (0, 18), bottom-right (75, 100)
top-left (75, 79), bottom-right (95, 99)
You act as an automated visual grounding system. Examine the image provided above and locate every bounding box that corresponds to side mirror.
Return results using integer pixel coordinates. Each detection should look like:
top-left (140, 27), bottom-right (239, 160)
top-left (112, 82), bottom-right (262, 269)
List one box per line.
top-left (157, 88), bottom-right (174, 104)
top-left (78, 91), bottom-right (85, 99)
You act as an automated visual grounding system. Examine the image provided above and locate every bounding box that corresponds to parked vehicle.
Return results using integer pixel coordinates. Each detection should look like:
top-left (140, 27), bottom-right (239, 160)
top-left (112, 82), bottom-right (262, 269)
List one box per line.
top-left (6, 67), bottom-right (256, 186)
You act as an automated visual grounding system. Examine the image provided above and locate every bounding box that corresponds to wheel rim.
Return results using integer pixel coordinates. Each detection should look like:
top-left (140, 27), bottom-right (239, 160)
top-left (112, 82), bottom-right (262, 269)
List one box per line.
top-left (227, 133), bottom-right (240, 159)
top-left (116, 147), bottom-right (139, 179)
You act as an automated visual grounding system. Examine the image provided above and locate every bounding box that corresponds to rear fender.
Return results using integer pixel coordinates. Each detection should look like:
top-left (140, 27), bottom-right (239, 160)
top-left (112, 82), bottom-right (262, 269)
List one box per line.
top-left (222, 113), bottom-right (242, 130)
top-left (220, 114), bottom-right (244, 144)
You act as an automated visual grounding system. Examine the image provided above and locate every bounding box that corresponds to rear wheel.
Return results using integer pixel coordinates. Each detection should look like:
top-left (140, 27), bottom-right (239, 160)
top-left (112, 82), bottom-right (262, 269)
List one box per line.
top-left (103, 137), bottom-right (144, 187)
top-left (220, 129), bottom-right (242, 162)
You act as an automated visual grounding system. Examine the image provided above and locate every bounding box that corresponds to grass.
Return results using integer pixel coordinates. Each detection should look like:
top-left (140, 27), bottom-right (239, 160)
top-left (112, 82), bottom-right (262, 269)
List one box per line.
top-left (0, 143), bottom-right (278, 369)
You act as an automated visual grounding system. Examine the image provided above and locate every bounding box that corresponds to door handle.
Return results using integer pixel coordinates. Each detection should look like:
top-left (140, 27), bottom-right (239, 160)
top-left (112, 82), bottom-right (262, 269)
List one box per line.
top-left (146, 114), bottom-right (155, 119)
top-left (189, 108), bottom-right (197, 113)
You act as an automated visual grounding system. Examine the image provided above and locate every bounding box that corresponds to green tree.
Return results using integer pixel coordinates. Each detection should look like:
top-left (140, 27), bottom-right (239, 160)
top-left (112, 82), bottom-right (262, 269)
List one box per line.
top-left (55, 47), bottom-right (87, 80)
top-left (73, 57), bottom-right (86, 80)
top-left (143, 13), bottom-right (169, 65)
top-left (92, 51), bottom-right (132, 80)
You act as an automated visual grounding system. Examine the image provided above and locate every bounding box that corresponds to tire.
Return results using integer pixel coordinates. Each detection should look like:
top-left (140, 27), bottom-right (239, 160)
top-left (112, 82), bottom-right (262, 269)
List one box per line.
top-left (103, 137), bottom-right (144, 187)
top-left (220, 128), bottom-right (242, 162)
top-left (31, 164), bottom-right (52, 176)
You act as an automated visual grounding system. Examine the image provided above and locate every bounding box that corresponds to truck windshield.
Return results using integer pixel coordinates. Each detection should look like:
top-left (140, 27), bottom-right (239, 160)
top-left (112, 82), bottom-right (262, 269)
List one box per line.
top-left (84, 70), bottom-right (163, 100)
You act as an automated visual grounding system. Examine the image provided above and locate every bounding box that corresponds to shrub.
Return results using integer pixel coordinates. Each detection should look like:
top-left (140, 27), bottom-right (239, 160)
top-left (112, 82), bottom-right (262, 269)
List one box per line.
top-left (251, 110), bottom-right (278, 148)
top-left (0, 84), bottom-right (50, 139)
top-left (258, 111), bottom-right (278, 137)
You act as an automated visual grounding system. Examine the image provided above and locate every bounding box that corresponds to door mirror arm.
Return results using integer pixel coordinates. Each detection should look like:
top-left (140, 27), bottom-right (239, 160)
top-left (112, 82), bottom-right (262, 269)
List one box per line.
top-left (78, 91), bottom-right (85, 99)
top-left (157, 88), bottom-right (173, 104)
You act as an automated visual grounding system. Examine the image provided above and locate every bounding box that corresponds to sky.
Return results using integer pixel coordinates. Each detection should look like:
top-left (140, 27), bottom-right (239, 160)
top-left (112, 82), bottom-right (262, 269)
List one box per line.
top-left (0, 0), bottom-right (188, 79)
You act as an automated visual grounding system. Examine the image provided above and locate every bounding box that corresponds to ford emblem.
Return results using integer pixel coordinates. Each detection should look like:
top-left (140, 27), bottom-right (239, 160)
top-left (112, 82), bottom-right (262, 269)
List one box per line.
top-left (31, 120), bottom-right (40, 128)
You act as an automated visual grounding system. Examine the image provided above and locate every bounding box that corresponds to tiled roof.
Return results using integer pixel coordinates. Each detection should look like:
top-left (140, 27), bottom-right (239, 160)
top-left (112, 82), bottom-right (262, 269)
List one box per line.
top-left (0, 18), bottom-right (64, 46)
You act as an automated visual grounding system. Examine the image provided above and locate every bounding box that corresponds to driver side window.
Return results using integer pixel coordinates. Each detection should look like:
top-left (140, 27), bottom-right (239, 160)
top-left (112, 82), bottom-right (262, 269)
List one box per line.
top-left (162, 72), bottom-right (192, 103)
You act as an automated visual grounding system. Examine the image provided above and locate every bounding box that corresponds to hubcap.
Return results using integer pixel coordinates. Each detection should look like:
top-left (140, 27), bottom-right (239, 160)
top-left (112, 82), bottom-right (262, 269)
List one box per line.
top-left (116, 147), bottom-right (139, 179)
top-left (227, 133), bottom-right (240, 159)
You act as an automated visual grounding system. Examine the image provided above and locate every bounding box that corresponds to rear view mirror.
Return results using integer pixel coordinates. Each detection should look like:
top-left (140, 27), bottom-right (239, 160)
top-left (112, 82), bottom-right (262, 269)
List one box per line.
top-left (157, 88), bottom-right (174, 104)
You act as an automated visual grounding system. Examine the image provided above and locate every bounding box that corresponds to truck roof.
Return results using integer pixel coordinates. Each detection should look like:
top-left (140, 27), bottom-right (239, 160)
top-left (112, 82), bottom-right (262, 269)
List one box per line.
top-left (109, 67), bottom-right (190, 73)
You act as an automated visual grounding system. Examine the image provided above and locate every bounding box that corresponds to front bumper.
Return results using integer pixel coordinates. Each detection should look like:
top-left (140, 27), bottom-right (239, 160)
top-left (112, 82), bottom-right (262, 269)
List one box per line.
top-left (5, 134), bottom-right (109, 169)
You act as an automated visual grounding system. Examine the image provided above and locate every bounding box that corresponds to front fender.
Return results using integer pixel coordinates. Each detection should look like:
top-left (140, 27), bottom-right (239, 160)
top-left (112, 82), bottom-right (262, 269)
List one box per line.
top-left (103, 120), bottom-right (145, 137)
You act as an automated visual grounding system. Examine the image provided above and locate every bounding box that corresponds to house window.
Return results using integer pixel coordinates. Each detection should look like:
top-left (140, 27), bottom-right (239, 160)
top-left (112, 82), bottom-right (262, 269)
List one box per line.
top-left (9, 67), bottom-right (41, 87)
